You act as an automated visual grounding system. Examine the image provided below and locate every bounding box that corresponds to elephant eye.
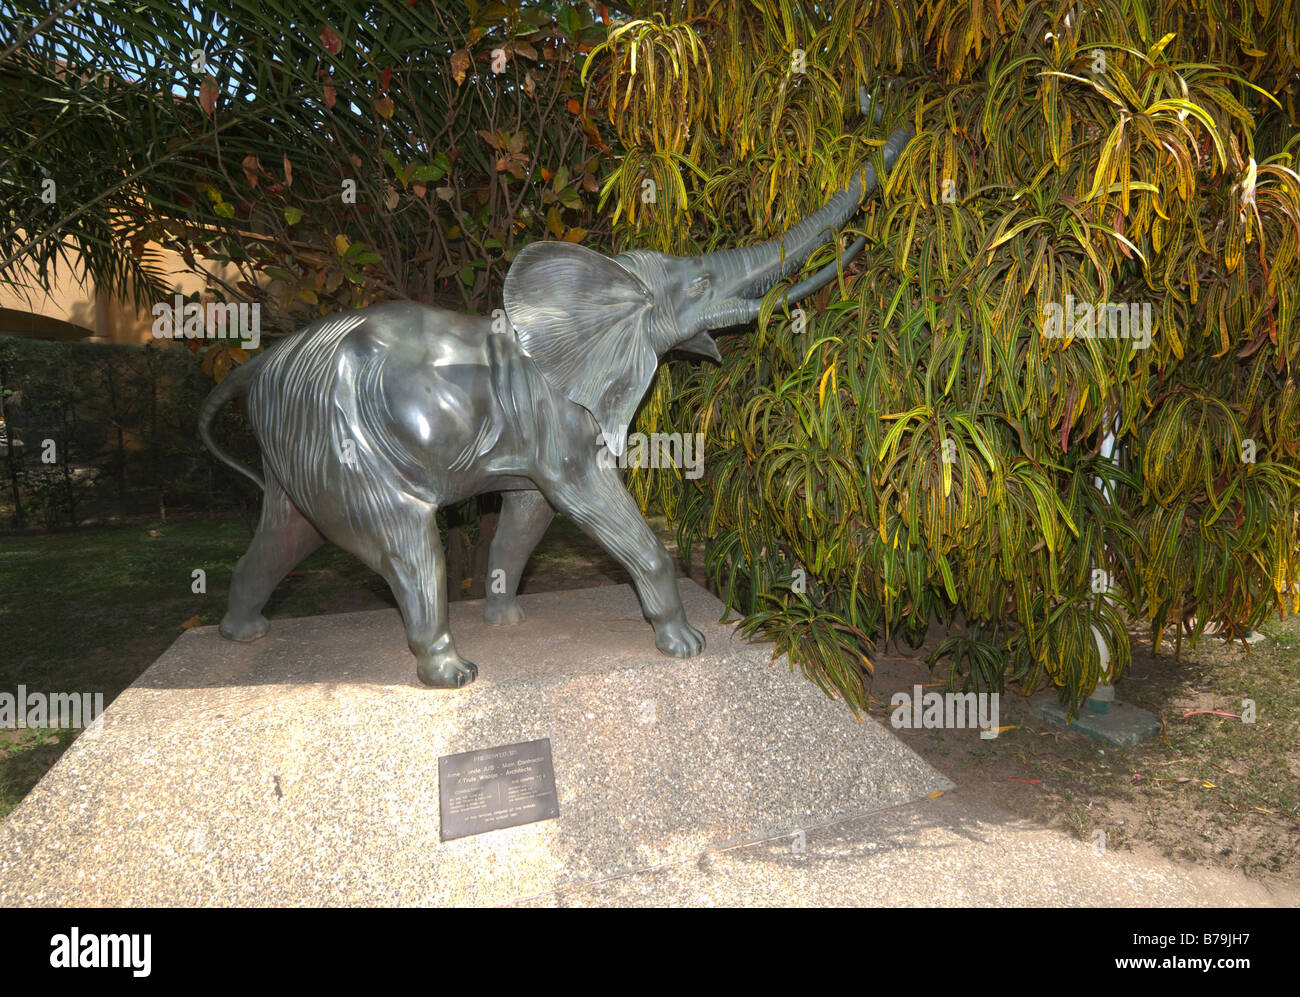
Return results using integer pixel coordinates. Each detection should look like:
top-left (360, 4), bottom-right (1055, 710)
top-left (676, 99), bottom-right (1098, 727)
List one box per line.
top-left (687, 274), bottom-right (710, 298)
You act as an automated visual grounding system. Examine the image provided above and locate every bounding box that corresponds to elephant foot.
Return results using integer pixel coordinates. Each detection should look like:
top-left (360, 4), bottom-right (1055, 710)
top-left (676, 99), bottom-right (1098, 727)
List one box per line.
top-left (654, 617), bottom-right (706, 658)
top-left (484, 599), bottom-right (525, 626)
top-left (220, 613), bottom-right (269, 642)
top-left (416, 651), bottom-right (479, 689)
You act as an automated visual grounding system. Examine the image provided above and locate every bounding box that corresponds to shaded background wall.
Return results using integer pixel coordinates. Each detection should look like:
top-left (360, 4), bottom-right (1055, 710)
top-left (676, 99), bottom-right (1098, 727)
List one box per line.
top-left (0, 240), bottom-right (259, 531)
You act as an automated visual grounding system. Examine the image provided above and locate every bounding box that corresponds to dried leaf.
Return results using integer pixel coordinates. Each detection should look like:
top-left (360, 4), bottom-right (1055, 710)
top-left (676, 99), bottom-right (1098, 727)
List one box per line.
top-left (320, 24), bottom-right (342, 55)
top-left (241, 154), bottom-right (260, 189)
top-left (199, 76), bottom-right (218, 115)
top-left (451, 49), bottom-right (470, 86)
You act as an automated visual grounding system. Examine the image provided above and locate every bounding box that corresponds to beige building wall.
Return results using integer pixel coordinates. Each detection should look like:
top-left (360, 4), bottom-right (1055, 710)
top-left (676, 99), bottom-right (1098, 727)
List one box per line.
top-left (0, 241), bottom-right (241, 344)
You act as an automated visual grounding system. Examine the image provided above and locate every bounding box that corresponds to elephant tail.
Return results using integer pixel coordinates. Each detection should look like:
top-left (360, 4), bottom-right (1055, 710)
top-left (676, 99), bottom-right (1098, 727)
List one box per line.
top-left (198, 352), bottom-right (268, 491)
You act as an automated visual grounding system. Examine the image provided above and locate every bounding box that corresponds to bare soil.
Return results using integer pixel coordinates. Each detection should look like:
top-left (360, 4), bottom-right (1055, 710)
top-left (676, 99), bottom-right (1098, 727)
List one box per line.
top-left (868, 615), bottom-right (1300, 890)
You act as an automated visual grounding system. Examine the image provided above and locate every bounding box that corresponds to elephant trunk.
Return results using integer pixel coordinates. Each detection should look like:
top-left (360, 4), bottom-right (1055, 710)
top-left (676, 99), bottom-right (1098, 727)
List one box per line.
top-left (698, 118), bottom-right (913, 329)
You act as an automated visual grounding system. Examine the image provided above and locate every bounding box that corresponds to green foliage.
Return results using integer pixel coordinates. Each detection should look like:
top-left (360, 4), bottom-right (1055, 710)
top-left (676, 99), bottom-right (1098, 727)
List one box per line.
top-left (0, 1), bottom-right (610, 330)
top-left (593, 0), bottom-right (1300, 715)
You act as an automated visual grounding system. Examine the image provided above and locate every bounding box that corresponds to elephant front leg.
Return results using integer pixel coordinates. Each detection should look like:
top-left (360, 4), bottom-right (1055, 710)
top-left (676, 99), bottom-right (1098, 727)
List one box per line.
top-left (545, 464), bottom-right (704, 658)
top-left (484, 489), bottom-right (555, 625)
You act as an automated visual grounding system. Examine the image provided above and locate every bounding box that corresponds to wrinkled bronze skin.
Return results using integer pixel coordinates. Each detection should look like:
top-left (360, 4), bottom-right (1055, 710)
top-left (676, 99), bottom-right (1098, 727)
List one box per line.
top-left (202, 302), bottom-right (704, 688)
top-left (199, 95), bottom-right (911, 687)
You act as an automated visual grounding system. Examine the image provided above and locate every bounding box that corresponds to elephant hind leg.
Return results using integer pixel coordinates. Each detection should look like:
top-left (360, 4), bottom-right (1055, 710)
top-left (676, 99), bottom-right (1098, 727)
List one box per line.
top-left (484, 489), bottom-right (555, 625)
top-left (222, 471), bottom-right (323, 642)
top-left (348, 501), bottom-right (478, 688)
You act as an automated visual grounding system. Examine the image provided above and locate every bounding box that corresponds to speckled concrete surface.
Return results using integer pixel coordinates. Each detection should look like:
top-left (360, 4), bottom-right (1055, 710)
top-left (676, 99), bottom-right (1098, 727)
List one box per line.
top-left (516, 793), bottom-right (1300, 907)
top-left (0, 580), bottom-right (952, 906)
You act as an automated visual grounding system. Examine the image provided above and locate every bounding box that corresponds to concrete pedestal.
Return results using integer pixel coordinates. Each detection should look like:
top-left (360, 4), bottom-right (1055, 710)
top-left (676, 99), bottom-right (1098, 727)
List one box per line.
top-left (0, 580), bottom-right (951, 906)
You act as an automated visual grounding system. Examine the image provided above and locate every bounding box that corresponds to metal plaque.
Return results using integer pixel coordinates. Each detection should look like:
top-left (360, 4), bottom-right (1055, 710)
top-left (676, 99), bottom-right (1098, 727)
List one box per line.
top-left (438, 738), bottom-right (560, 841)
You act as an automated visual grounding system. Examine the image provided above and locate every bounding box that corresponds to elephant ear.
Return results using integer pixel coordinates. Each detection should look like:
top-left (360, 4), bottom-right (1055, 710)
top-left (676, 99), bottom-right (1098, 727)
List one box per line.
top-left (503, 241), bottom-right (660, 457)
